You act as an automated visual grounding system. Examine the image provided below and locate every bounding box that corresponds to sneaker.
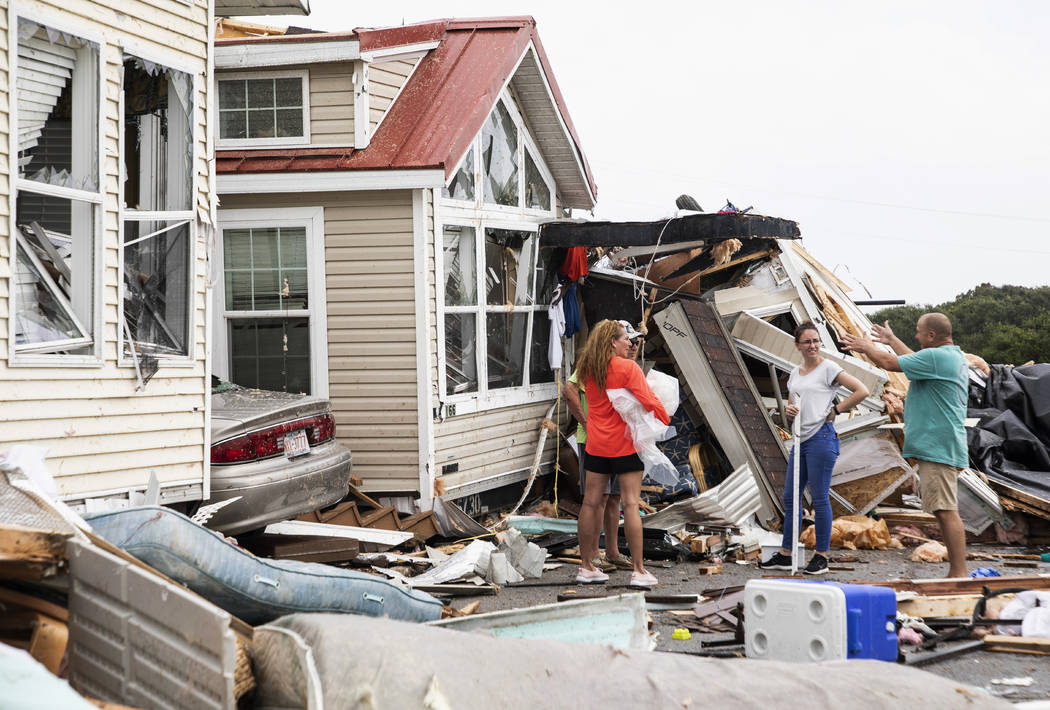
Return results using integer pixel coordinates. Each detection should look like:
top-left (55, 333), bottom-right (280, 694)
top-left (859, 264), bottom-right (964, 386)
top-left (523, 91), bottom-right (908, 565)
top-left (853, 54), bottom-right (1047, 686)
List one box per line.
top-left (757, 551), bottom-right (793, 571)
top-left (629, 571), bottom-right (658, 587)
top-left (804, 554), bottom-right (828, 575)
top-left (575, 567), bottom-right (609, 584)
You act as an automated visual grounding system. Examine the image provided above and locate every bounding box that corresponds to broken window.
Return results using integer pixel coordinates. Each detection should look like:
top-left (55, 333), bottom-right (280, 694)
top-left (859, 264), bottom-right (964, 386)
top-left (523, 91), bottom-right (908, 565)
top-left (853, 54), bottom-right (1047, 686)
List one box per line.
top-left (12, 19), bottom-right (100, 358)
top-left (218, 74), bottom-right (305, 141)
top-left (524, 149), bottom-right (551, 211)
top-left (442, 225), bottom-right (477, 307)
top-left (485, 228), bottom-right (535, 306)
top-left (482, 100), bottom-right (518, 206)
top-left (123, 220), bottom-right (191, 356)
top-left (441, 224), bottom-right (552, 398)
top-left (122, 55), bottom-right (194, 359)
top-left (442, 146), bottom-right (475, 201)
top-left (222, 226), bottom-right (313, 394)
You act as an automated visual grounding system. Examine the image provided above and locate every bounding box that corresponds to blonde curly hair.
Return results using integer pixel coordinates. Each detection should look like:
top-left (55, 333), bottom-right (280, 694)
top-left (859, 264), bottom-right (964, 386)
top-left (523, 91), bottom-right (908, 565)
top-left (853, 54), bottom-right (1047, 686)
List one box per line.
top-left (576, 319), bottom-right (624, 391)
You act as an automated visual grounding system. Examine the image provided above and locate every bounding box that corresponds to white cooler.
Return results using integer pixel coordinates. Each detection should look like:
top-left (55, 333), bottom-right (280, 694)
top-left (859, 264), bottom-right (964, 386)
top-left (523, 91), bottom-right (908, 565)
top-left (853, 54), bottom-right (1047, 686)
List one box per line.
top-left (744, 579), bottom-right (848, 662)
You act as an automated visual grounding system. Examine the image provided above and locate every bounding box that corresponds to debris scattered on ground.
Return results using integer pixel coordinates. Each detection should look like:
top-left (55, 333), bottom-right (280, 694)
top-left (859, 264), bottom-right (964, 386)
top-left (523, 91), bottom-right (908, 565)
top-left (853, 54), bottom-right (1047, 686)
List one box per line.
top-left (801, 515), bottom-right (903, 550)
top-left (910, 541), bottom-right (950, 563)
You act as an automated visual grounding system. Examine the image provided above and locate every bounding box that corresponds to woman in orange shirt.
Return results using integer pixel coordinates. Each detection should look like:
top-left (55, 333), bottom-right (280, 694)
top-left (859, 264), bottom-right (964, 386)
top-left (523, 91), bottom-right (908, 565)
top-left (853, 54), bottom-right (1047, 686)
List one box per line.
top-left (576, 319), bottom-right (670, 586)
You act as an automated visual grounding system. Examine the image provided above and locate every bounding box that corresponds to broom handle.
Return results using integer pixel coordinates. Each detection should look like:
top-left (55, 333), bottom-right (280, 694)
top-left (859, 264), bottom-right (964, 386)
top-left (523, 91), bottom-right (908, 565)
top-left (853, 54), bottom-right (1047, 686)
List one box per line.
top-left (791, 394), bottom-right (802, 575)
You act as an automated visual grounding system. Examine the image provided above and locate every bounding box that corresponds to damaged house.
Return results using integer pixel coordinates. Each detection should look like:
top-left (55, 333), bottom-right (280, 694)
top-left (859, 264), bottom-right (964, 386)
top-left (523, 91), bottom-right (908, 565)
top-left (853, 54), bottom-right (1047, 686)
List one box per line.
top-left (0, 0), bottom-right (223, 512)
top-left (213, 17), bottom-right (597, 509)
top-left (539, 214), bottom-right (913, 525)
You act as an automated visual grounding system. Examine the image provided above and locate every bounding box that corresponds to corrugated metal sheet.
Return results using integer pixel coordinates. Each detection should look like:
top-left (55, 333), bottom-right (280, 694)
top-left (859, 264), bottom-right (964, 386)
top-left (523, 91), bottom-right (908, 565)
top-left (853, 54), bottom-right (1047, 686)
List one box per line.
top-left (642, 464), bottom-right (761, 530)
top-left (67, 539), bottom-right (238, 710)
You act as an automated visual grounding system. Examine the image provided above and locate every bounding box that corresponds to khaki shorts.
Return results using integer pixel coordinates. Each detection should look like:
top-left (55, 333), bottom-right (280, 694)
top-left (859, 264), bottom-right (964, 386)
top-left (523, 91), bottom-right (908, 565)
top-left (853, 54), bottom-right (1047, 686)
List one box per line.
top-left (917, 460), bottom-right (961, 513)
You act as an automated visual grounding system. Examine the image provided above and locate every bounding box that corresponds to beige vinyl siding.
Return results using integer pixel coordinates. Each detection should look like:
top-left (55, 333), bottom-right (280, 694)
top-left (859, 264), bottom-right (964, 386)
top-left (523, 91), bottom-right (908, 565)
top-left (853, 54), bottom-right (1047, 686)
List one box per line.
top-left (434, 401), bottom-right (558, 492)
top-left (308, 62), bottom-right (354, 145)
top-left (219, 189), bottom-right (421, 494)
top-left (426, 189), bottom-right (439, 397)
top-left (0, 8), bottom-right (9, 360)
top-left (369, 58), bottom-right (416, 134)
top-left (0, 0), bottom-right (211, 501)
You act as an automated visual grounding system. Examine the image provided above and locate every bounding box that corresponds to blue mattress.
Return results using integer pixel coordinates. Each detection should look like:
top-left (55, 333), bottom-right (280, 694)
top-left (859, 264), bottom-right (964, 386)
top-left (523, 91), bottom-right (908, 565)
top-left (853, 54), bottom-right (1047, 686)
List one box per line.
top-left (85, 506), bottom-right (443, 625)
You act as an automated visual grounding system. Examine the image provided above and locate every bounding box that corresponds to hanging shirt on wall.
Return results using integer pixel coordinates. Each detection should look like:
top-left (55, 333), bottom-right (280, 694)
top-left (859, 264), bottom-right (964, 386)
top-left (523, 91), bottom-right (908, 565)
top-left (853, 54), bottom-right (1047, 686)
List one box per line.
top-left (562, 281), bottom-right (582, 338)
top-left (558, 246), bottom-right (589, 282)
top-left (548, 294), bottom-right (566, 369)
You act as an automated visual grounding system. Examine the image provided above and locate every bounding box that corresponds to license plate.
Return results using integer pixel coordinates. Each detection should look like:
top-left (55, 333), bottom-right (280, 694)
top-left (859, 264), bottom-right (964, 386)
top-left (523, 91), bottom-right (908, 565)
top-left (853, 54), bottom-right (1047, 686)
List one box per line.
top-left (284, 429), bottom-right (310, 459)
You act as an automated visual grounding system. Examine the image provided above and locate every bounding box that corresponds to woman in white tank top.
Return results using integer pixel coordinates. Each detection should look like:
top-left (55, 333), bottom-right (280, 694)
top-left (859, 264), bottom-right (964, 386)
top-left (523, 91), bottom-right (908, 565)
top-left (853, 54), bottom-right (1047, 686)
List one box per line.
top-left (758, 322), bottom-right (870, 575)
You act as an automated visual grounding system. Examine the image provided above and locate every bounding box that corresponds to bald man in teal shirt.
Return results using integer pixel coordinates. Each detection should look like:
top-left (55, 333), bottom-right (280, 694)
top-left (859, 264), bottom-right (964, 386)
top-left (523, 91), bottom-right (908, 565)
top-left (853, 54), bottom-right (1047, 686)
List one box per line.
top-left (843, 313), bottom-right (969, 578)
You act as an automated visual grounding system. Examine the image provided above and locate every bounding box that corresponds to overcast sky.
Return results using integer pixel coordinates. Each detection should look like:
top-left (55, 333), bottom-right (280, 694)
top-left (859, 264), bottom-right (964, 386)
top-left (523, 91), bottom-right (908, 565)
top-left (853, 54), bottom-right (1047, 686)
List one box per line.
top-left (245, 1), bottom-right (1050, 307)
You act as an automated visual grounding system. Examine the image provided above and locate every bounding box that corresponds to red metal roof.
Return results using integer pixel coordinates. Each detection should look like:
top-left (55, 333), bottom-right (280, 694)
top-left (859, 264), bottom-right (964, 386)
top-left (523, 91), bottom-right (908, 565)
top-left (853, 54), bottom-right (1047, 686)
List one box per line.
top-left (216, 16), bottom-right (597, 205)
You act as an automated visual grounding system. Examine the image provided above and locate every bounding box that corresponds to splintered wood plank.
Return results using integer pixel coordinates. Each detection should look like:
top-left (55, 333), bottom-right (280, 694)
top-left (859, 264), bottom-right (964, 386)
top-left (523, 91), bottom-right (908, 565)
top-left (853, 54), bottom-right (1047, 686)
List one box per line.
top-left (984, 635), bottom-right (1050, 655)
top-left (897, 594), bottom-right (1013, 619)
top-left (0, 525), bottom-right (70, 565)
top-left (853, 574), bottom-right (1050, 595)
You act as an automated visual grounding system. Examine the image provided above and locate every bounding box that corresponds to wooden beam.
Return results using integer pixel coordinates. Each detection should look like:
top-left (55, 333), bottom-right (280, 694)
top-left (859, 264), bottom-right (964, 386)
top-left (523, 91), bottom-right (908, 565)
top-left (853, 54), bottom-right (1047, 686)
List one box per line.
top-left (984, 634), bottom-right (1050, 655)
top-left (851, 574), bottom-right (1050, 595)
top-left (539, 213), bottom-right (800, 247)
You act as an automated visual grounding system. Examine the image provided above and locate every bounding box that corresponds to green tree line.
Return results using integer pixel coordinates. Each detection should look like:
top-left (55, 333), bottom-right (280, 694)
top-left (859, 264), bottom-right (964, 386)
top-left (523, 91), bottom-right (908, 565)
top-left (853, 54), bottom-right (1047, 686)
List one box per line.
top-left (870, 284), bottom-right (1050, 365)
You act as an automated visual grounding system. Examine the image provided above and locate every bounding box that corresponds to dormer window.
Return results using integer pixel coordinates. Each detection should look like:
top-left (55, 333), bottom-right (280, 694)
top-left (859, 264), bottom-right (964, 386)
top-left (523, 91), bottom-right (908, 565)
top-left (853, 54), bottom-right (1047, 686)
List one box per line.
top-left (481, 100), bottom-right (518, 206)
top-left (442, 94), bottom-right (554, 215)
top-left (217, 70), bottom-right (310, 146)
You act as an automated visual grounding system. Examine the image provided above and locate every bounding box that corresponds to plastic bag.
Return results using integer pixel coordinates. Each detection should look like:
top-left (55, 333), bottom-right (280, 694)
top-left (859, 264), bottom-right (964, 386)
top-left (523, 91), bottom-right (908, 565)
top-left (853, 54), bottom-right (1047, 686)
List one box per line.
top-left (645, 369), bottom-right (680, 418)
top-left (606, 387), bottom-right (679, 486)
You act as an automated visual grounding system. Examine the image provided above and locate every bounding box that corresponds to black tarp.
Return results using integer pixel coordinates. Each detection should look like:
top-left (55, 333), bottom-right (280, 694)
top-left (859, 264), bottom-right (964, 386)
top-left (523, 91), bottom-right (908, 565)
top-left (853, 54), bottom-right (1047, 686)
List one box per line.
top-left (967, 363), bottom-right (1050, 500)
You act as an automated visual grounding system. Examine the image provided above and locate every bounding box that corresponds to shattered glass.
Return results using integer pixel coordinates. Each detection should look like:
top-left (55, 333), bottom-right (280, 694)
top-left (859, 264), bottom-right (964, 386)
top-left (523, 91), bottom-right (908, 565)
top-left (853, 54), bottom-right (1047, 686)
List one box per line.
top-left (485, 229), bottom-right (535, 306)
top-left (122, 57), bottom-right (193, 211)
top-left (14, 192), bottom-right (95, 354)
top-left (123, 220), bottom-right (190, 356)
top-left (524, 149), bottom-right (551, 211)
top-left (482, 100), bottom-right (519, 206)
top-left (442, 146), bottom-right (475, 201)
top-left (442, 225), bottom-right (477, 306)
top-left (14, 239), bottom-right (90, 353)
top-left (17, 20), bottom-right (100, 192)
top-left (445, 313), bottom-right (479, 394)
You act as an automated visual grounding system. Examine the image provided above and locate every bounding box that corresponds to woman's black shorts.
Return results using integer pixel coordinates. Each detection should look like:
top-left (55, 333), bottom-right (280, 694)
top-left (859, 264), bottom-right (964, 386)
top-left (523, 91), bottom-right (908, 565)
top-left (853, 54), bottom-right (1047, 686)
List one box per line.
top-left (585, 452), bottom-right (644, 475)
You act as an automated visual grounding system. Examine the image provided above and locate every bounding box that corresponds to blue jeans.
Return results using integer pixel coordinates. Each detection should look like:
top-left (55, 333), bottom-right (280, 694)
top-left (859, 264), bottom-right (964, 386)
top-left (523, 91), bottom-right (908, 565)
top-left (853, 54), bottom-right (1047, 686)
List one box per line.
top-left (781, 422), bottom-right (839, 553)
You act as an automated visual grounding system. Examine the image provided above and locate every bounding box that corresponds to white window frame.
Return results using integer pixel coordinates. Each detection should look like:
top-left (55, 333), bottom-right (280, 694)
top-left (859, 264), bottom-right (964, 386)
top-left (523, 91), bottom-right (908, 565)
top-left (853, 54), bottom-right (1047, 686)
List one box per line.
top-left (442, 88), bottom-right (556, 220)
top-left (7, 7), bottom-right (106, 367)
top-left (437, 215), bottom-right (557, 415)
top-left (214, 207), bottom-right (329, 398)
top-left (435, 90), bottom-right (560, 414)
top-left (117, 47), bottom-right (199, 366)
top-left (216, 69), bottom-right (311, 149)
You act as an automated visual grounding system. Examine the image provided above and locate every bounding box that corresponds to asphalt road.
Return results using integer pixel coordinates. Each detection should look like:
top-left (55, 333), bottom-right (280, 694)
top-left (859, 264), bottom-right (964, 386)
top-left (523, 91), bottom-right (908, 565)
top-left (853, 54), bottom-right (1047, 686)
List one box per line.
top-left (451, 545), bottom-right (1050, 703)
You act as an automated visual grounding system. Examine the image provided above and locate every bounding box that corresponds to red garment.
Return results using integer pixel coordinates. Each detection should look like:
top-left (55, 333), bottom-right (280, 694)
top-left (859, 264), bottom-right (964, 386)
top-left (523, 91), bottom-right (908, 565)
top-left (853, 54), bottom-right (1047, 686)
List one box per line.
top-left (558, 246), bottom-right (589, 282)
top-left (584, 357), bottom-right (670, 457)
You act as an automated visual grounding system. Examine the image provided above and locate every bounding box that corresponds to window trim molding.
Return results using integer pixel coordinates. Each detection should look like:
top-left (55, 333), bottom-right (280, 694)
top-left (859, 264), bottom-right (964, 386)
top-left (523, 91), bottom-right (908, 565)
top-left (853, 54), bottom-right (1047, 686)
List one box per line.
top-left (442, 88), bottom-right (557, 219)
top-left (216, 68), bottom-right (311, 149)
top-left (214, 206), bottom-right (330, 398)
top-left (7, 6), bottom-right (106, 367)
top-left (117, 50), bottom-right (200, 367)
top-left (435, 213), bottom-right (556, 413)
